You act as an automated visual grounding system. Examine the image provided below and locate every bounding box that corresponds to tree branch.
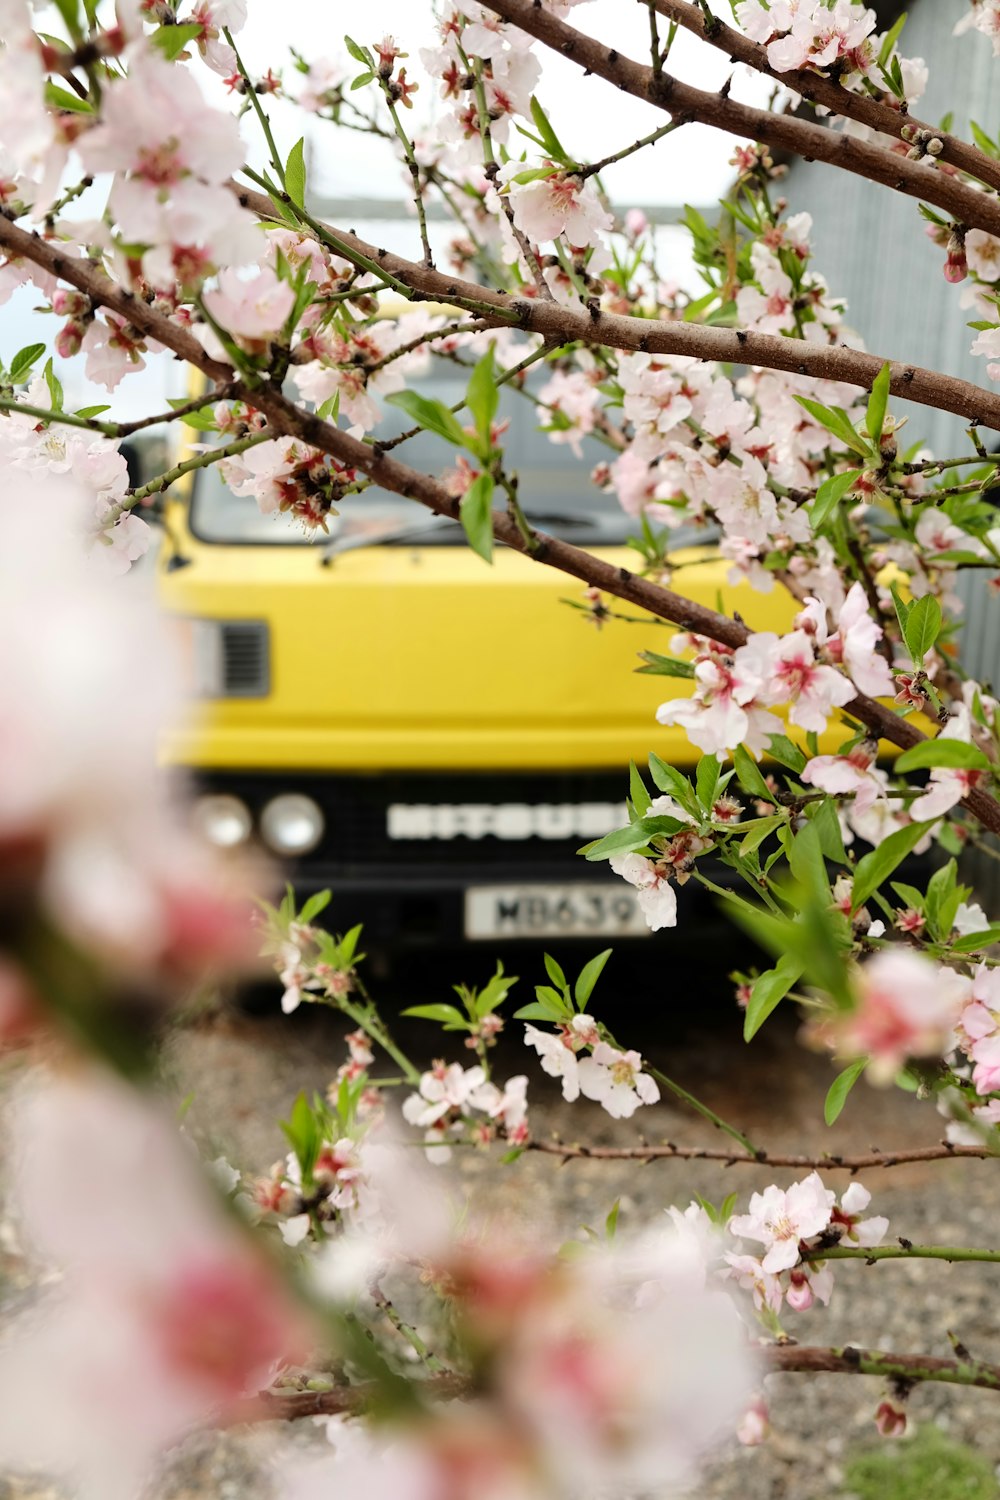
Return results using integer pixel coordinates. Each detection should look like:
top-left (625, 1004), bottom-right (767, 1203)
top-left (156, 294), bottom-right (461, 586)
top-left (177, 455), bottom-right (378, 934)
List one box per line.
top-left (231, 183), bottom-right (1000, 432)
top-left (235, 1344), bottom-right (1000, 1425)
top-left (764, 1343), bottom-right (1000, 1393)
top-left (523, 1138), bottom-right (996, 1170)
top-left (648, 0), bottom-right (1000, 193)
top-left (5, 215), bottom-right (1000, 837)
top-left (481, 0), bottom-right (1000, 240)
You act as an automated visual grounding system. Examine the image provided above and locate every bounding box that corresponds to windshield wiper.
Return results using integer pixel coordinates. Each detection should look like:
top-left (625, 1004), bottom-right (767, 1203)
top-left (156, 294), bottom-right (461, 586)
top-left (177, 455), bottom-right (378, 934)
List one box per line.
top-left (320, 514), bottom-right (460, 564)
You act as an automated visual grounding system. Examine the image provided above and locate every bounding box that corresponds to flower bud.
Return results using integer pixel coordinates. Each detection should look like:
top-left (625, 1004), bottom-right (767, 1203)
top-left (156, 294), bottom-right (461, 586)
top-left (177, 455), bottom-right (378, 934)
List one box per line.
top-left (55, 318), bottom-right (87, 359)
top-left (874, 1396), bottom-right (907, 1438)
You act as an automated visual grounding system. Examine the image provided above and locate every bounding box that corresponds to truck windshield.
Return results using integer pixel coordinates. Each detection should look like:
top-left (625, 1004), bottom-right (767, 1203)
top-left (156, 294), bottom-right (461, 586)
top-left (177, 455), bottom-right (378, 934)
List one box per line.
top-left (188, 371), bottom-right (639, 546)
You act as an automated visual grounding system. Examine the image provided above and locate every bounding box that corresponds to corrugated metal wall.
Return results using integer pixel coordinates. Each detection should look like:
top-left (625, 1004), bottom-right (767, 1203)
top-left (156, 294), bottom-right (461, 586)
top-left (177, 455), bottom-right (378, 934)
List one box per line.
top-left (780, 0), bottom-right (999, 687)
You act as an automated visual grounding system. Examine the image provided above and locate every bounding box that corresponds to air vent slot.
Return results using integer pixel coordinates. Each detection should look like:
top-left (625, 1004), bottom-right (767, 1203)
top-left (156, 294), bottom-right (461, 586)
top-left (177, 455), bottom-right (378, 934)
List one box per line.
top-left (221, 621), bottom-right (269, 697)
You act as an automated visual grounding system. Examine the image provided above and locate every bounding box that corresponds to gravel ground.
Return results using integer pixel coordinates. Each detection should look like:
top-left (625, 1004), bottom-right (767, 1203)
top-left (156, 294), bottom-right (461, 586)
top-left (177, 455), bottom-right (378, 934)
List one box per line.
top-left (5, 947), bottom-right (1000, 1499)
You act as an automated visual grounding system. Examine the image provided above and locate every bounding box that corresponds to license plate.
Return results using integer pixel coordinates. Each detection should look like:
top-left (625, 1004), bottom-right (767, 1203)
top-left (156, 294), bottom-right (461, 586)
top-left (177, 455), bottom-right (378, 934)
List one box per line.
top-left (464, 883), bottom-right (650, 940)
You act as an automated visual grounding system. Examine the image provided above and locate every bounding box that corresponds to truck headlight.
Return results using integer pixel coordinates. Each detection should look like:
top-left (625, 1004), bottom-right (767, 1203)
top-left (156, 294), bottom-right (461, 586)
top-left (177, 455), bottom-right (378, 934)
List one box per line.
top-left (260, 794), bottom-right (325, 855)
top-left (192, 794), bottom-right (253, 849)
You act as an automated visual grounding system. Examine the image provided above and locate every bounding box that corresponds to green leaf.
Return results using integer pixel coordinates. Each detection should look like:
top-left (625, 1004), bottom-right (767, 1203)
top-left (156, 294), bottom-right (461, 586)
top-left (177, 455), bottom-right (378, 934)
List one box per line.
top-left (385, 389), bottom-right (467, 446)
top-left (766, 734), bottom-right (807, 774)
top-left (739, 813), bottom-right (785, 855)
top-left (924, 858), bottom-right (961, 944)
top-left (696, 753), bottom-right (721, 812)
top-left (744, 955), bottom-right (803, 1042)
top-left (44, 81), bottom-right (94, 114)
top-left (970, 119), bottom-right (1000, 160)
top-left (43, 357), bottom-right (63, 413)
top-left (529, 95), bottom-right (569, 162)
top-left (350, 70), bottom-right (375, 89)
top-left (459, 473), bottom-right (495, 563)
top-left (605, 1198), bottom-right (621, 1240)
top-left (281, 1092), bottom-right (320, 1181)
top-left (903, 593), bottom-right (942, 664)
top-left (74, 404), bottom-right (111, 419)
top-left (316, 390), bottom-right (341, 424)
top-left (514, 998), bottom-right (567, 1022)
top-left (865, 361), bottom-right (891, 443)
top-left (299, 889), bottom-right (332, 924)
top-left (634, 651), bottom-right (696, 678)
top-left (8, 342), bottom-right (46, 385)
top-left (574, 949), bottom-right (612, 1009)
top-left (344, 35), bottom-right (374, 66)
top-left (788, 821), bottom-right (830, 901)
top-left (400, 1003), bottom-right (469, 1028)
top-left (878, 9), bottom-right (907, 66)
top-left (151, 21), bottom-right (203, 59)
top-left (629, 760), bottom-right (652, 817)
top-left (793, 395), bottom-right (871, 458)
top-left (824, 1057), bottom-right (868, 1126)
top-left (580, 814), bottom-right (684, 862)
top-left (285, 136), bottom-right (307, 208)
top-left (806, 796), bottom-right (848, 866)
top-left (733, 743), bottom-right (773, 803)
top-left (544, 953), bottom-right (567, 990)
top-left (851, 820), bottom-right (934, 912)
top-left (648, 753), bottom-right (699, 813)
top-left (810, 468), bottom-right (862, 530)
top-left (466, 347), bottom-right (498, 449)
top-left (951, 925), bottom-right (1000, 953)
top-left (890, 583), bottom-right (912, 638)
top-left (895, 738), bottom-right (992, 773)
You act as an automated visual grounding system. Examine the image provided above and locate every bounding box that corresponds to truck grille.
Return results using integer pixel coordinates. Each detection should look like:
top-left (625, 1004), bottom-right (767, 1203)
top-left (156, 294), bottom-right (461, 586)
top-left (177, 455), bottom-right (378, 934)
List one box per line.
top-left (221, 622), bottom-right (269, 697)
top-left (195, 769), bottom-right (628, 867)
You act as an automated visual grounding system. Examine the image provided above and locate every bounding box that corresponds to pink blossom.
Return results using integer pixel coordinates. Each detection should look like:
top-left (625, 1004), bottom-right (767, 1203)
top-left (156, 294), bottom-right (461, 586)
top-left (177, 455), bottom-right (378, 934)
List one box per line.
top-left (728, 1172), bottom-right (834, 1273)
top-left (831, 1182), bottom-right (889, 1248)
top-left (801, 741), bottom-right (883, 813)
top-left (536, 367), bottom-right (599, 455)
top-left (576, 1041), bottom-right (660, 1119)
top-left (0, 1069), bottom-right (308, 1500)
top-left (830, 950), bottom-right (973, 1083)
top-left (766, 629), bottom-right (855, 732)
top-left (737, 1394), bottom-right (771, 1446)
top-left (609, 851), bottom-right (678, 930)
top-left (203, 267), bottom-right (296, 345)
top-left (79, 53), bottom-right (257, 287)
top-left (656, 633), bottom-right (782, 758)
top-left (500, 161), bottom-right (612, 248)
top-left (524, 1017), bottom-right (600, 1101)
top-left (723, 1252), bottom-right (784, 1313)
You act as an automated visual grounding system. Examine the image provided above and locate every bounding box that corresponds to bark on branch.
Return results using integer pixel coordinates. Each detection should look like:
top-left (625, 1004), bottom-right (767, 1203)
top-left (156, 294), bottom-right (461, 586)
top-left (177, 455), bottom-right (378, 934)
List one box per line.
top-left (4, 215), bottom-right (1000, 837)
top-left (482, 0), bottom-right (1000, 239)
top-left (231, 184), bottom-right (1000, 433)
top-left (524, 1138), bottom-right (995, 1171)
top-left (648, 0), bottom-right (1000, 194)
top-left (238, 1344), bottom-right (1000, 1425)
top-left (765, 1343), bottom-right (1000, 1393)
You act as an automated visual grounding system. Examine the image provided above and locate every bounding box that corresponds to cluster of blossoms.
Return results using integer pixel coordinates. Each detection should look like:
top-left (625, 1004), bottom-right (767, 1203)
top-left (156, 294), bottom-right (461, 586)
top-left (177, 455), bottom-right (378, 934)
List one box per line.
top-left (524, 1014), bottom-right (661, 1118)
top-left (403, 1060), bottom-right (529, 1159)
top-left (0, 470), bottom-right (258, 1025)
top-left (955, 0), bottom-right (1000, 56)
top-left (294, 1214), bottom-right (754, 1500)
top-left (656, 581), bottom-right (895, 761)
top-left (734, 0), bottom-right (928, 112)
top-left (0, 1068), bottom-right (311, 1500)
top-left (1, 377), bottom-right (151, 569)
top-left (724, 1172), bottom-right (888, 1316)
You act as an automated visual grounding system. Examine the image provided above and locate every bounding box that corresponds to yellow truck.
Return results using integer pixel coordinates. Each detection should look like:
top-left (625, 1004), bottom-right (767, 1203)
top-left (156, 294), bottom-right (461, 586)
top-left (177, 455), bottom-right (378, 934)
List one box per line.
top-left (156, 364), bottom-right (801, 949)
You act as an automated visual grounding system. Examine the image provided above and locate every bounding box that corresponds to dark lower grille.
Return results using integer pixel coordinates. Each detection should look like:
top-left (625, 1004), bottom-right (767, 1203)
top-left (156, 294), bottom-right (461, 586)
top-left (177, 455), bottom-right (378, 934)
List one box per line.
top-left (195, 769), bottom-right (629, 867)
top-left (221, 622), bottom-right (269, 697)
